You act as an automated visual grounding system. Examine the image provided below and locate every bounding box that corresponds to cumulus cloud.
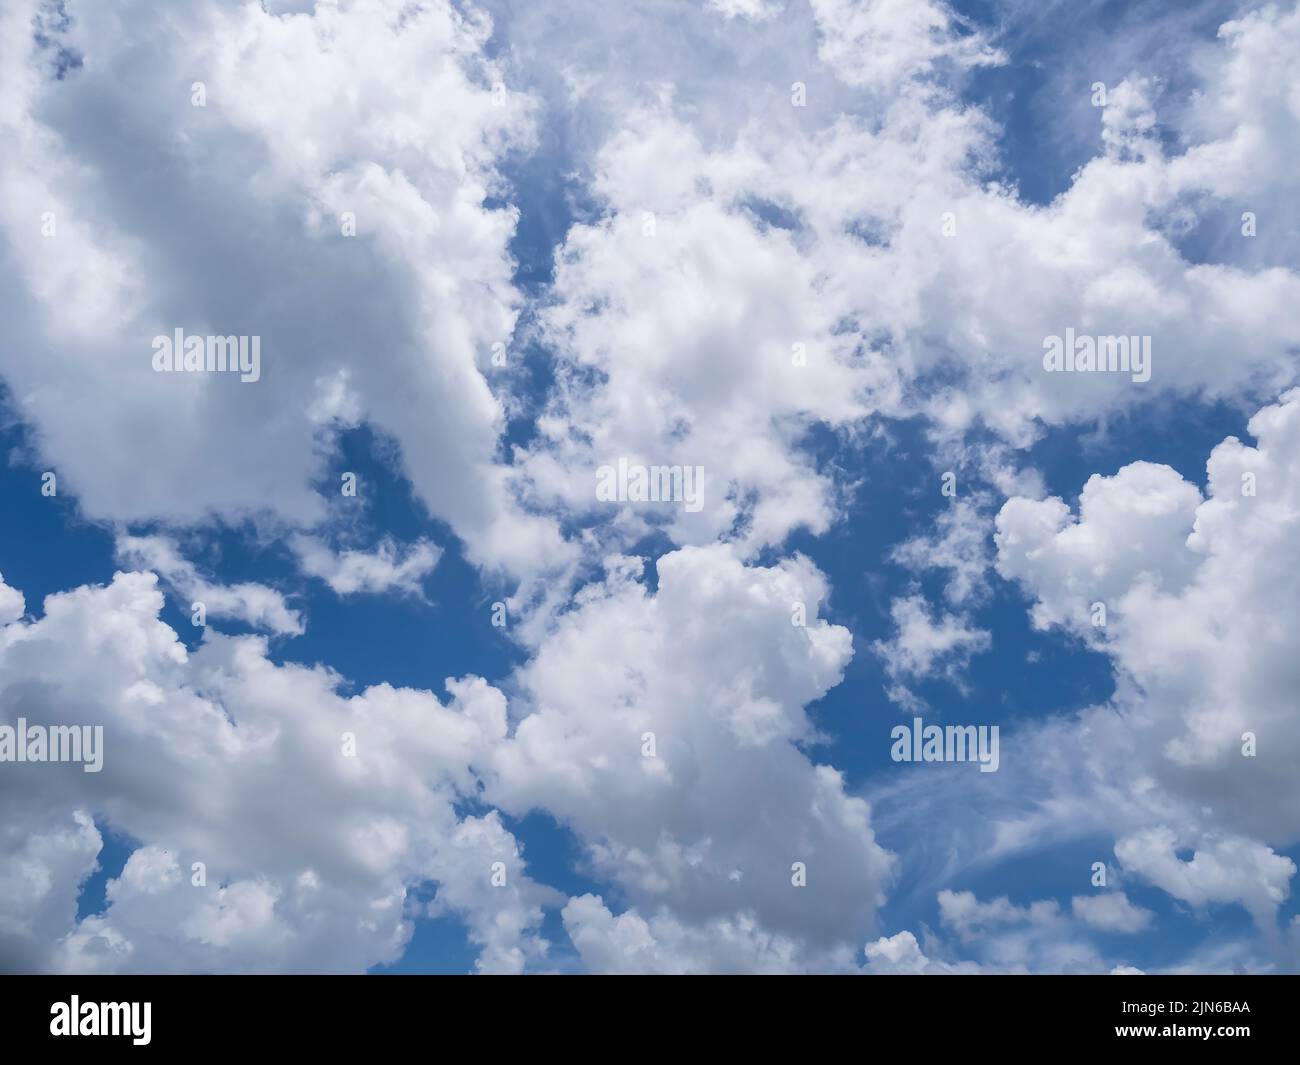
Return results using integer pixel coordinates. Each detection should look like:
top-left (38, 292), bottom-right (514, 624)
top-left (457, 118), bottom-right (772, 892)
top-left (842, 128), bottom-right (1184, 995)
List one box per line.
top-left (996, 389), bottom-right (1300, 848)
top-left (932, 890), bottom-right (1114, 973)
top-left (516, 110), bottom-right (887, 556)
top-left (0, 809), bottom-right (101, 974)
top-left (0, 543), bottom-right (898, 973)
top-left (116, 533), bottom-right (303, 635)
top-left (1116, 829), bottom-right (1293, 932)
top-left (861, 888), bottom-right (1159, 974)
top-left (487, 544), bottom-right (895, 963)
top-left (8, 0), bottom-right (1297, 566)
top-left (0, 0), bottom-right (568, 577)
top-left (561, 893), bottom-right (832, 974)
top-left (857, 386), bottom-right (1300, 970)
top-left (0, 569), bottom-right (556, 973)
top-left (891, 497), bottom-right (995, 607)
top-left (509, 0), bottom-right (1300, 576)
top-left (4, 0), bottom-right (1300, 977)
top-left (810, 0), bottom-right (1005, 92)
top-left (873, 593), bottom-right (990, 684)
top-left (0, 572), bottom-right (24, 625)
top-left (989, 388), bottom-right (1300, 950)
top-left (871, 889), bottom-right (1244, 973)
top-left (290, 535), bottom-right (441, 597)
top-left (864, 930), bottom-right (978, 974)
top-left (1071, 891), bottom-right (1154, 934)
top-left (995, 461), bottom-right (1203, 635)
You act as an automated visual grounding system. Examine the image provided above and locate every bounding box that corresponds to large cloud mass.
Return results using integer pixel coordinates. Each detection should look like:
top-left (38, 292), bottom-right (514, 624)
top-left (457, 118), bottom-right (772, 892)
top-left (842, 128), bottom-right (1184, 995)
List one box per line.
top-left (3, 0), bottom-right (1300, 974)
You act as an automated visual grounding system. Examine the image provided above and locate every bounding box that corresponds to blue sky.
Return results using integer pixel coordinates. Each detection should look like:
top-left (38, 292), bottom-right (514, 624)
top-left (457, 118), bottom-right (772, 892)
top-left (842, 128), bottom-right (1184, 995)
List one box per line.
top-left (2, 0), bottom-right (1299, 974)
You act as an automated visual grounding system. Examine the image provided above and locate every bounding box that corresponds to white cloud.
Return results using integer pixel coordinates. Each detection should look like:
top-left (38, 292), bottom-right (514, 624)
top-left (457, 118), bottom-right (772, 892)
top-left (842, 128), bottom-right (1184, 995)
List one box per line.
top-left (0, 0), bottom-right (569, 577)
top-left (810, 0), bottom-right (1004, 92)
top-left (516, 111), bottom-right (886, 557)
top-left (487, 544), bottom-right (895, 962)
top-left (871, 888), bottom-right (1249, 973)
top-left (873, 593), bottom-right (990, 682)
top-left (0, 809), bottom-right (100, 974)
top-left (995, 461), bottom-right (1203, 635)
top-left (1116, 829), bottom-right (1293, 931)
top-left (990, 388), bottom-right (1300, 947)
top-left (996, 389), bottom-right (1300, 846)
top-left (509, 1), bottom-right (1300, 578)
top-left (1071, 891), bottom-right (1154, 934)
top-left (7, 0), bottom-right (1296, 581)
top-left (290, 535), bottom-right (441, 596)
top-left (864, 930), bottom-right (977, 974)
top-left (0, 572), bottom-right (24, 625)
top-left (891, 497), bottom-right (995, 607)
top-left (4, 0), bottom-right (1300, 977)
top-left (1166, 4), bottom-right (1300, 266)
top-left (116, 534), bottom-right (303, 635)
top-left (0, 569), bottom-right (556, 973)
top-left (932, 889), bottom-right (1114, 973)
top-left (561, 893), bottom-right (838, 974)
top-left (938, 889), bottom-right (1061, 942)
